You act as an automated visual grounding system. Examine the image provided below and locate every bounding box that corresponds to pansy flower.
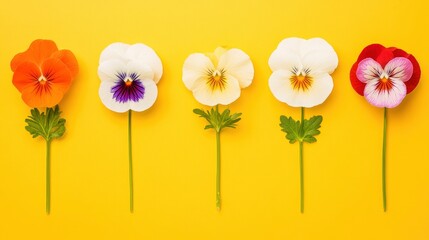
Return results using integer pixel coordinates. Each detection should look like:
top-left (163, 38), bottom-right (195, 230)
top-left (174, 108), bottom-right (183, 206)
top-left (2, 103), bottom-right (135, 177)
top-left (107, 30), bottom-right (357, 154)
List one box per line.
top-left (182, 47), bottom-right (254, 211)
top-left (268, 37), bottom-right (338, 213)
top-left (11, 39), bottom-right (79, 214)
top-left (350, 44), bottom-right (420, 211)
top-left (98, 42), bottom-right (162, 212)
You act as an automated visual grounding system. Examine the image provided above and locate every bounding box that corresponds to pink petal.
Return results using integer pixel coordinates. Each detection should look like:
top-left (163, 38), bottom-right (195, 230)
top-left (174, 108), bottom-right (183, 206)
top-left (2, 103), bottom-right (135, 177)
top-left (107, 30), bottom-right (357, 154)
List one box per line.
top-left (363, 79), bottom-right (406, 108)
top-left (384, 57), bottom-right (413, 82)
top-left (356, 58), bottom-right (383, 83)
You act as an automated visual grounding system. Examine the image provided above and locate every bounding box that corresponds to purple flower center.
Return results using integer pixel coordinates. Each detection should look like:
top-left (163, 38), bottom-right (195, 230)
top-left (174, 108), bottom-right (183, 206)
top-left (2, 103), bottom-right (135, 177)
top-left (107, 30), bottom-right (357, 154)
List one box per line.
top-left (111, 72), bottom-right (145, 103)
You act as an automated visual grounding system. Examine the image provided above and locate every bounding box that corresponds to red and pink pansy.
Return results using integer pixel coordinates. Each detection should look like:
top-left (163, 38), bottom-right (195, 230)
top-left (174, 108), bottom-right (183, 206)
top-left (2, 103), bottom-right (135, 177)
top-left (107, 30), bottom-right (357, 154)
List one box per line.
top-left (350, 44), bottom-right (420, 108)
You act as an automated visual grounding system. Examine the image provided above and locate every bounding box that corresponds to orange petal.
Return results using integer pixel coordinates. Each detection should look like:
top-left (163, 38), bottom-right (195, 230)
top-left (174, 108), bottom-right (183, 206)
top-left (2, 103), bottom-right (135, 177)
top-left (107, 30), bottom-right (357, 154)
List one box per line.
top-left (11, 39), bottom-right (58, 71)
top-left (21, 83), bottom-right (64, 108)
top-left (12, 62), bottom-right (40, 92)
top-left (51, 50), bottom-right (79, 78)
top-left (42, 58), bottom-right (73, 94)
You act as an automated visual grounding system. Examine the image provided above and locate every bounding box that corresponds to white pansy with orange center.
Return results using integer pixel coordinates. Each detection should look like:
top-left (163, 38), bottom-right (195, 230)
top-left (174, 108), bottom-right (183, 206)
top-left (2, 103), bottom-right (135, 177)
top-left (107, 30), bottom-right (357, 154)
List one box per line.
top-left (268, 37), bottom-right (338, 108)
top-left (182, 47), bottom-right (254, 106)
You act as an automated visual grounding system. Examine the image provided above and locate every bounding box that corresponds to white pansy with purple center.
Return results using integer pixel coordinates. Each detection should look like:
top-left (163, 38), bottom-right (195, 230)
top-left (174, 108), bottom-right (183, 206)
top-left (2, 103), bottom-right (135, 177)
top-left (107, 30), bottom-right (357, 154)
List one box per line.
top-left (356, 57), bottom-right (413, 108)
top-left (98, 42), bottom-right (162, 113)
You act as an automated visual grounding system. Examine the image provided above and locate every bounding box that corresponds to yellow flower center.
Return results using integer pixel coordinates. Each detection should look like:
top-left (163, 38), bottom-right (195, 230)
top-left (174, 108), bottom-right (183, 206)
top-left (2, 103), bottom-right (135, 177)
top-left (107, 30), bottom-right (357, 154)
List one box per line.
top-left (38, 75), bottom-right (48, 85)
top-left (207, 69), bottom-right (226, 91)
top-left (290, 74), bottom-right (312, 92)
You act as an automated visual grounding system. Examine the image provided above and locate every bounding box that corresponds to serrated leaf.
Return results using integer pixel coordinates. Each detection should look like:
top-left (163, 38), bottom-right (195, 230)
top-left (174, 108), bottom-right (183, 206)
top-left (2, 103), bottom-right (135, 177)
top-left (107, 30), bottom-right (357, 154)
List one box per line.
top-left (279, 115), bottom-right (323, 144)
top-left (25, 105), bottom-right (66, 142)
top-left (279, 116), bottom-right (301, 144)
top-left (193, 108), bottom-right (208, 118)
top-left (302, 115), bottom-right (322, 143)
top-left (193, 106), bottom-right (242, 132)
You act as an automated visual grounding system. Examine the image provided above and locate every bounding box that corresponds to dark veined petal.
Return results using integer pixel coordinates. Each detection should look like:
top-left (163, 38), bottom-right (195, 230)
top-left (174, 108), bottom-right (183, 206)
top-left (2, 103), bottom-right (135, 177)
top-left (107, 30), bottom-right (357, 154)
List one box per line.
top-left (391, 48), bottom-right (420, 94)
top-left (12, 61), bottom-right (40, 92)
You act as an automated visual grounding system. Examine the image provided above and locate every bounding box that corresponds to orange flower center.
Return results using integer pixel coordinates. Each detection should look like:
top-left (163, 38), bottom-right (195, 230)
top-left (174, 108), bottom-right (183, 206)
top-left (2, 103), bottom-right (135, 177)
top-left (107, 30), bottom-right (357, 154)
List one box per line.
top-left (207, 69), bottom-right (226, 91)
top-left (376, 77), bottom-right (393, 92)
top-left (125, 78), bottom-right (133, 87)
top-left (38, 75), bottom-right (48, 85)
top-left (290, 74), bottom-right (312, 92)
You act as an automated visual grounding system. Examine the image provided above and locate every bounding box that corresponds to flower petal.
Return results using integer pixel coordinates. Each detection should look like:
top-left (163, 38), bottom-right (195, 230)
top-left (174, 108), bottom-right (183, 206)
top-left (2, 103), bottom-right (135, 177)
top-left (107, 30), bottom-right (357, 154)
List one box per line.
top-left (364, 79), bottom-right (406, 108)
top-left (42, 58), bottom-right (73, 94)
top-left (126, 61), bottom-right (154, 81)
top-left (355, 44), bottom-right (394, 67)
top-left (218, 48), bottom-right (254, 88)
top-left (356, 44), bottom-right (386, 62)
top-left (391, 49), bottom-right (420, 94)
top-left (12, 62), bottom-right (40, 92)
top-left (385, 57), bottom-right (413, 82)
top-left (269, 70), bottom-right (333, 108)
top-left (21, 84), bottom-right (64, 108)
top-left (11, 39), bottom-right (59, 71)
top-left (268, 38), bottom-right (303, 72)
top-left (129, 79), bottom-right (158, 112)
top-left (300, 38), bottom-right (338, 74)
top-left (98, 59), bottom-right (127, 82)
top-left (182, 53), bottom-right (214, 90)
top-left (99, 42), bottom-right (129, 63)
top-left (126, 43), bottom-right (163, 83)
top-left (99, 81), bottom-right (131, 113)
top-left (350, 62), bottom-right (366, 96)
top-left (356, 58), bottom-right (383, 83)
top-left (51, 50), bottom-right (79, 78)
top-left (191, 74), bottom-right (241, 106)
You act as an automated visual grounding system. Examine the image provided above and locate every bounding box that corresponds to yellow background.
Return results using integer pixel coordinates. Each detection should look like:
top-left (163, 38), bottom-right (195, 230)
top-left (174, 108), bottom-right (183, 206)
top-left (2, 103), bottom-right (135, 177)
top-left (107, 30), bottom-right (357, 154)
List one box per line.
top-left (0, 0), bottom-right (428, 239)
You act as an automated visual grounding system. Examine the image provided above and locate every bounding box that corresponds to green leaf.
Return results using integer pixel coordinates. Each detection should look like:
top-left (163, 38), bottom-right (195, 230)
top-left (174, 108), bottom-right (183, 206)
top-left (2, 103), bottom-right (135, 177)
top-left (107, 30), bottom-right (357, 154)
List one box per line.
top-left (279, 115), bottom-right (301, 144)
top-left (302, 115), bottom-right (322, 143)
top-left (193, 106), bottom-right (242, 133)
top-left (24, 105), bottom-right (66, 142)
top-left (279, 115), bottom-right (323, 144)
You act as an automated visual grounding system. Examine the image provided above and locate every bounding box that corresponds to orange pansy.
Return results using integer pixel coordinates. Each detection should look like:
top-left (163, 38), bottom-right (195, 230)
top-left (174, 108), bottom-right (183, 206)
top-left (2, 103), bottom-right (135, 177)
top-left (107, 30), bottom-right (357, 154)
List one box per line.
top-left (11, 39), bottom-right (78, 108)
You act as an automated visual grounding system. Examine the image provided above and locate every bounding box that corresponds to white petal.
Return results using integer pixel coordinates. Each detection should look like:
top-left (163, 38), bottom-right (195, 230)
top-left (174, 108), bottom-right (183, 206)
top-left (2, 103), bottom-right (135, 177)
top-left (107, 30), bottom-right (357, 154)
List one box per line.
top-left (269, 70), bottom-right (333, 108)
top-left (99, 42), bottom-right (129, 63)
top-left (126, 60), bottom-right (154, 81)
top-left (268, 38), bottom-right (303, 72)
top-left (129, 79), bottom-right (158, 112)
top-left (300, 38), bottom-right (338, 74)
top-left (356, 58), bottom-right (383, 83)
top-left (364, 79), bottom-right (406, 108)
top-left (385, 57), bottom-right (413, 82)
top-left (305, 73), bottom-right (334, 107)
top-left (98, 59), bottom-right (127, 82)
top-left (99, 81), bottom-right (131, 113)
top-left (126, 43), bottom-right (163, 83)
top-left (218, 48), bottom-right (254, 88)
top-left (182, 53), bottom-right (214, 90)
top-left (192, 74), bottom-right (241, 106)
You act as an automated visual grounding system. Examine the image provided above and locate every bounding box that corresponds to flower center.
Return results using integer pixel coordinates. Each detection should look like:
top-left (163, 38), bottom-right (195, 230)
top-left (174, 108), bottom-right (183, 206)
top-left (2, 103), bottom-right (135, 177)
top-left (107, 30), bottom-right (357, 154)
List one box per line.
top-left (111, 72), bottom-right (145, 103)
top-left (290, 74), bottom-right (312, 92)
top-left (38, 75), bottom-right (48, 85)
top-left (376, 77), bottom-right (393, 92)
top-left (207, 69), bottom-right (226, 91)
top-left (125, 77), bottom-right (133, 87)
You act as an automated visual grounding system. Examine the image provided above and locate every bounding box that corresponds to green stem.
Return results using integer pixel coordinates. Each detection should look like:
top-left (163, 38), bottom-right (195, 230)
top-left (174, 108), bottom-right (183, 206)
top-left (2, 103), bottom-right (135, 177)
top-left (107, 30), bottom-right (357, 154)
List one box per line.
top-left (300, 107), bottom-right (304, 213)
top-left (46, 140), bottom-right (51, 215)
top-left (128, 110), bottom-right (134, 213)
top-left (216, 130), bottom-right (221, 211)
top-left (382, 107), bottom-right (387, 212)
